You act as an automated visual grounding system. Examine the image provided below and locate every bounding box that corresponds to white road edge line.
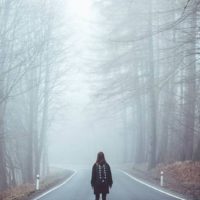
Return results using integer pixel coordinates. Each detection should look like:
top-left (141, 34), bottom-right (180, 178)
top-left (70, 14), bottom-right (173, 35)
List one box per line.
top-left (33, 170), bottom-right (77, 200)
top-left (120, 170), bottom-right (187, 200)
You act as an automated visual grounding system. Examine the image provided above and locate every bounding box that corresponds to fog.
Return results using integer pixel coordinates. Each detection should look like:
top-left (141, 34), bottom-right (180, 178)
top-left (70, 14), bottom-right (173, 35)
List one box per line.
top-left (50, 53), bottom-right (124, 164)
top-left (49, 66), bottom-right (124, 165)
top-left (48, 0), bottom-right (129, 165)
top-left (0, 0), bottom-right (199, 189)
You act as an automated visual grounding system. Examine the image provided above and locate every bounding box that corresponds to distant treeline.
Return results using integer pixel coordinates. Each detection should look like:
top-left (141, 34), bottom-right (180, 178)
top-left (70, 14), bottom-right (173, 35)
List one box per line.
top-left (91, 0), bottom-right (200, 169)
top-left (0, 0), bottom-right (69, 191)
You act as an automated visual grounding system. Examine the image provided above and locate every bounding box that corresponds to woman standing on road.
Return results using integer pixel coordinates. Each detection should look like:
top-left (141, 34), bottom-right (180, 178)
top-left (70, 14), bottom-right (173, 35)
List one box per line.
top-left (91, 152), bottom-right (113, 200)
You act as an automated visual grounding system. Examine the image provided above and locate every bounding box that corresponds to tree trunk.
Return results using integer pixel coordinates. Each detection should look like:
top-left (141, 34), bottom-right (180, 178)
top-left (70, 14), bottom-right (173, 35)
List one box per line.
top-left (183, 7), bottom-right (197, 160)
top-left (134, 65), bottom-right (145, 163)
top-left (147, 0), bottom-right (157, 169)
top-left (0, 100), bottom-right (7, 190)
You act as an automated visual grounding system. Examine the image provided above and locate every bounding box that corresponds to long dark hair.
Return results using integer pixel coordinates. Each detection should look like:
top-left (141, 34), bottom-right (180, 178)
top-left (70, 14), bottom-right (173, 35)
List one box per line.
top-left (96, 152), bottom-right (106, 164)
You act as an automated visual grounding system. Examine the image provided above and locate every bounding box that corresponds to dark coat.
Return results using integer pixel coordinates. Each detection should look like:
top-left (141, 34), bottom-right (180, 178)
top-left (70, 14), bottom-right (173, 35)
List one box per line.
top-left (91, 162), bottom-right (113, 194)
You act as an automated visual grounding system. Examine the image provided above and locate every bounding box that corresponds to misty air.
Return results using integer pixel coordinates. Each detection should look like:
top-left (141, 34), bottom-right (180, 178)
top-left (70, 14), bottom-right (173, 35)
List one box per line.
top-left (0, 0), bottom-right (199, 200)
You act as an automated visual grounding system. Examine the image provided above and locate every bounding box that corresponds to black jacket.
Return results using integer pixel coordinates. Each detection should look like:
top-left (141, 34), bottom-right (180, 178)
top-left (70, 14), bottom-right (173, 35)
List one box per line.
top-left (91, 162), bottom-right (113, 194)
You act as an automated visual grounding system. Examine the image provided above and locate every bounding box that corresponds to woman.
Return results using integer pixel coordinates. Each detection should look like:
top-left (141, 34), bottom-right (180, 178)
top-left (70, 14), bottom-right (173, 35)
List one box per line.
top-left (91, 152), bottom-right (113, 200)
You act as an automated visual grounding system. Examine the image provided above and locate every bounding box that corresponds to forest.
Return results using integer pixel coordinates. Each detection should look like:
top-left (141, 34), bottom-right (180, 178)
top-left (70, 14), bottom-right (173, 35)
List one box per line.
top-left (0, 0), bottom-right (199, 195)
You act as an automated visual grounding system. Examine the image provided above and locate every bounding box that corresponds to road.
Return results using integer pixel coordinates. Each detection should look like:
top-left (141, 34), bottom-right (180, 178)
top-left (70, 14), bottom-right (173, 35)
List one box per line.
top-left (34, 168), bottom-right (186, 200)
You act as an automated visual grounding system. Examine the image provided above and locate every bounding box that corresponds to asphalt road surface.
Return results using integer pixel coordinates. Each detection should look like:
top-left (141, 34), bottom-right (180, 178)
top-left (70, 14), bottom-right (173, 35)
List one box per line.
top-left (34, 168), bottom-right (186, 200)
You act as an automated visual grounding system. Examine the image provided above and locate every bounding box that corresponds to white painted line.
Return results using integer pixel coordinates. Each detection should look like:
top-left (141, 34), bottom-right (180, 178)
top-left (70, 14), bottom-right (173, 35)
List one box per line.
top-left (33, 170), bottom-right (77, 200)
top-left (120, 170), bottom-right (187, 200)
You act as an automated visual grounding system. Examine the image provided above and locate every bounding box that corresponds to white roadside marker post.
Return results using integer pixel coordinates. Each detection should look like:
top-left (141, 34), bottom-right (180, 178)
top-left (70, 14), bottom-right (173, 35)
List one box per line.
top-left (36, 174), bottom-right (40, 190)
top-left (160, 171), bottom-right (164, 187)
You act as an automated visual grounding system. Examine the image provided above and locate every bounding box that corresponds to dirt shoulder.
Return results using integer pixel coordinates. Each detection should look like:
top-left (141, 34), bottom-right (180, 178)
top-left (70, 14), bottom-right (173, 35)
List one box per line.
top-left (120, 161), bottom-right (200, 200)
top-left (0, 168), bottom-right (74, 200)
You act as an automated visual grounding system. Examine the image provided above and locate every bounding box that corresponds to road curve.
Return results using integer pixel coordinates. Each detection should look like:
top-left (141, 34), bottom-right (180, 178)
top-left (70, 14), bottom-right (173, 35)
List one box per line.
top-left (33, 168), bottom-right (186, 200)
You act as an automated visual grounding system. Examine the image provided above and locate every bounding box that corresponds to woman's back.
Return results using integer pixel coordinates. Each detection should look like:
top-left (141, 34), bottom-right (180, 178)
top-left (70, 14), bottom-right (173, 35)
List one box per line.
top-left (91, 152), bottom-right (113, 200)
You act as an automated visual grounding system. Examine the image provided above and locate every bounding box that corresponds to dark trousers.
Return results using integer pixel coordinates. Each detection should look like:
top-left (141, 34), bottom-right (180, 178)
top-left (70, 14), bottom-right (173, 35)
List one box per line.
top-left (95, 193), bottom-right (106, 200)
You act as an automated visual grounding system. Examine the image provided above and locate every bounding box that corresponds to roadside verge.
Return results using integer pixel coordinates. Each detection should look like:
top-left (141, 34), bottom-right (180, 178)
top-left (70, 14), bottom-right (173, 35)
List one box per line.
top-left (120, 169), bottom-right (187, 200)
top-left (1, 169), bottom-right (76, 200)
top-left (31, 170), bottom-right (77, 200)
top-left (119, 161), bottom-right (200, 200)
